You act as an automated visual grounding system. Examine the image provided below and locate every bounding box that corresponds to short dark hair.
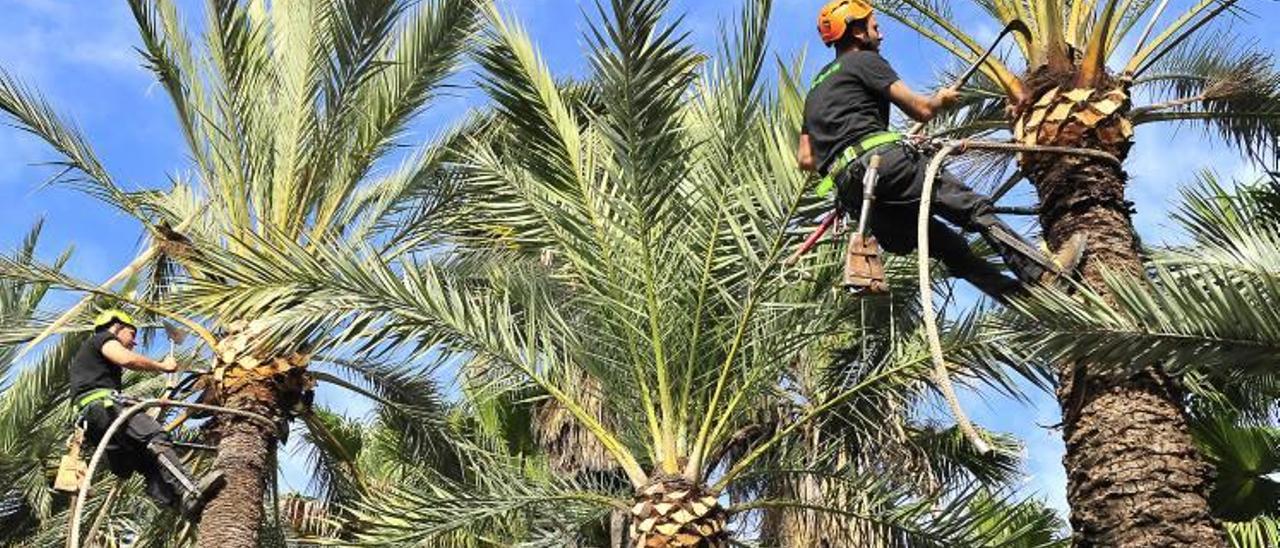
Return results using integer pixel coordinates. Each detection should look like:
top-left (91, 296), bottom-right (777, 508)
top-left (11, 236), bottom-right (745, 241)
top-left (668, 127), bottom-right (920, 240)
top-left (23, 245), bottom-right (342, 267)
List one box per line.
top-left (834, 17), bottom-right (870, 50)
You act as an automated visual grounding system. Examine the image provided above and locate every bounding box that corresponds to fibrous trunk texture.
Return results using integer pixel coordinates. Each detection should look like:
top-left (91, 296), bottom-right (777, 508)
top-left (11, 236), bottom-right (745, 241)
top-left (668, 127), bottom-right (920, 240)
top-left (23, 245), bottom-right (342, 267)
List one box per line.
top-left (197, 410), bottom-right (275, 548)
top-left (1019, 80), bottom-right (1225, 547)
top-left (196, 321), bottom-right (312, 547)
top-left (629, 476), bottom-right (728, 547)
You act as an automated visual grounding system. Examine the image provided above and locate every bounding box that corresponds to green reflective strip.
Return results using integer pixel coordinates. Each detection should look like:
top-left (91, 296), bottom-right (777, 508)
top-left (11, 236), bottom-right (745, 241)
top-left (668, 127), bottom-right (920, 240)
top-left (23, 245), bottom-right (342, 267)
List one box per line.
top-left (861, 131), bottom-right (903, 152)
top-left (814, 132), bottom-right (904, 197)
top-left (816, 174), bottom-right (837, 197)
top-left (811, 62), bottom-right (842, 90)
top-left (76, 388), bottom-right (114, 411)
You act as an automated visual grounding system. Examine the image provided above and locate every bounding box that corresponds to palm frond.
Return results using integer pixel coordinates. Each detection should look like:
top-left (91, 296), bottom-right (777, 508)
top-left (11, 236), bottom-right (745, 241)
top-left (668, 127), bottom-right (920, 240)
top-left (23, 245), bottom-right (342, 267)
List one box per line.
top-left (738, 479), bottom-right (1065, 548)
top-left (0, 222), bottom-right (71, 380)
top-left (1126, 0), bottom-right (1247, 76)
top-left (908, 425), bottom-right (1023, 490)
top-left (996, 260), bottom-right (1280, 379)
top-left (127, 0), bottom-right (213, 178)
top-left (1132, 33), bottom-right (1280, 157)
top-left (0, 71), bottom-right (139, 218)
top-left (310, 0), bottom-right (480, 243)
top-left (299, 408), bottom-right (369, 505)
top-left (1226, 514), bottom-right (1280, 548)
top-left (1191, 413), bottom-right (1280, 521)
top-left (345, 451), bottom-right (623, 546)
top-left (171, 230), bottom-right (650, 485)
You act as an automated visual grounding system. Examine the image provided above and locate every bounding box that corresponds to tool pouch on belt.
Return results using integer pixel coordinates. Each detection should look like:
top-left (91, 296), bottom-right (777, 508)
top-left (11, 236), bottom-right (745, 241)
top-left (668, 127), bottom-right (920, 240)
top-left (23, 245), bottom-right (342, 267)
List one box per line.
top-left (844, 233), bottom-right (889, 295)
top-left (53, 425), bottom-right (87, 493)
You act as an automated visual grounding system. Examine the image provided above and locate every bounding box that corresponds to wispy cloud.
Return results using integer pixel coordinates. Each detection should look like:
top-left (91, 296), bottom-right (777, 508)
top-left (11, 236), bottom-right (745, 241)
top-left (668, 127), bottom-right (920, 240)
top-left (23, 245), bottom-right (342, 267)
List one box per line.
top-left (0, 1), bottom-right (144, 87)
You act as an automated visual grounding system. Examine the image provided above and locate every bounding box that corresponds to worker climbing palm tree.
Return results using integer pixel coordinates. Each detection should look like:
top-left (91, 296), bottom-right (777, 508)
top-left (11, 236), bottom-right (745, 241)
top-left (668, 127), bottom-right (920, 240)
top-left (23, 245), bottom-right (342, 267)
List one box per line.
top-left (70, 309), bottom-right (224, 520)
top-left (797, 0), bottom-right (1085, 300)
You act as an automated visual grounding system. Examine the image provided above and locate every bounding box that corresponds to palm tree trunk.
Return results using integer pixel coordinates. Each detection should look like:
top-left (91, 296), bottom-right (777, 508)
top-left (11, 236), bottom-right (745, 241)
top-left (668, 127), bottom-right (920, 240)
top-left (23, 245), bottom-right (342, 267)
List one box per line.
top-left (610, 509), bottom-right (628, 548)
top-left (197, 393), bottom-right (278, 548)
top-left (1029, 143), bottom-right (1225, 546)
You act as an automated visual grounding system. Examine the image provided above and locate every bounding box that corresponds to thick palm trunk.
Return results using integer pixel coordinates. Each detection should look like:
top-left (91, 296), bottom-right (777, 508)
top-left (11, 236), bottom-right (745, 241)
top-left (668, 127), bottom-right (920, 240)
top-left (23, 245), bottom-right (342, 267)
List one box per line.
top-left (758, 433), bottom-right (881, 547)
top-left (759, 475), bottom-right (875, 548)
top-left (1020, 82), bottom-right (1224, 547)
top-left (194, 321), bottom-right (310, 546)
top-left (197, 392), bottom-right (278, 548)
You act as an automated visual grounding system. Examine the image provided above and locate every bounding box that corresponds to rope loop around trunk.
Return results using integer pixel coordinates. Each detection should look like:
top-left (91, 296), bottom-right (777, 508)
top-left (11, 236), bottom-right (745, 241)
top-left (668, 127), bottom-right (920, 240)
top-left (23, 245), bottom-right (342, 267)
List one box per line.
top-left (916, 138), bottom-right (1121, 454)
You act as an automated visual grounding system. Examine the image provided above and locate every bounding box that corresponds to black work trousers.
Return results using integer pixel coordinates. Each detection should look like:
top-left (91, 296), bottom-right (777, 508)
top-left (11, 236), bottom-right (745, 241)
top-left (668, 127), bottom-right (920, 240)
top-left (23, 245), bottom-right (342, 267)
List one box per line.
top-left (81, 399), bottom-right (193, 510)
top-left (834, 142), bottom-right (1045, 299)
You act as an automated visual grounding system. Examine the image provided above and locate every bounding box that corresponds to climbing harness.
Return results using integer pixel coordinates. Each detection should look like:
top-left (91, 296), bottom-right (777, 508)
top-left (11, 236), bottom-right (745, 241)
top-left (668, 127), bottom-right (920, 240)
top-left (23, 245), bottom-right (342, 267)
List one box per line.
top-left (816, 131), bottom-right (903, 198)
top-left (782, 132), bottom-right (901, 284)
top-left (65, 395), bottom-right (278, 548)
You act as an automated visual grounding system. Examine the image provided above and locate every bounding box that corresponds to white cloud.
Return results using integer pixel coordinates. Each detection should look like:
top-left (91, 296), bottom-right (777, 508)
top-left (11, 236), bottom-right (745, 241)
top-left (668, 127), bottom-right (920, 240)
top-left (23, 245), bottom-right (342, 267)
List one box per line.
top-left (0, 1), bottom-right (145, 88)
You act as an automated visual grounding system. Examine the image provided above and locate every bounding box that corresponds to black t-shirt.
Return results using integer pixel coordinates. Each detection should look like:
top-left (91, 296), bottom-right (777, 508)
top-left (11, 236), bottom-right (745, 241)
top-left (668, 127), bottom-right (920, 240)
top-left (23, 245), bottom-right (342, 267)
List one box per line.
top-left (801, 50), bottom-right (901, 173)
top-left (70, 331), bottom-right (123, 399)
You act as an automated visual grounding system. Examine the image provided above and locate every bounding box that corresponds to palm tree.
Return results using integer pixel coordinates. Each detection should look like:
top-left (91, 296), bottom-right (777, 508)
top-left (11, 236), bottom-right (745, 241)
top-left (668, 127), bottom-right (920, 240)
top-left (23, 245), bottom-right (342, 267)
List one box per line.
top-left (0, 0), bottom-right (478, 545)
top-left (0, 222), bottom-right (78, 543)
top-left (873, 1), bottom-right (1280, 543)
top-left (151, 0), bottom-right (1069, 545)
top-left (990, 167), bottom-right (1280, 547)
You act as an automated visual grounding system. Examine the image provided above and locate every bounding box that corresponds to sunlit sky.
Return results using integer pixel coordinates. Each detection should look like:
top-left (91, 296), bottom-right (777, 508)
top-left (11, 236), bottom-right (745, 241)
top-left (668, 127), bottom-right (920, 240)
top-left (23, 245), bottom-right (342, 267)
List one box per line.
top-left (2, 0), bottom-right (1277, 518)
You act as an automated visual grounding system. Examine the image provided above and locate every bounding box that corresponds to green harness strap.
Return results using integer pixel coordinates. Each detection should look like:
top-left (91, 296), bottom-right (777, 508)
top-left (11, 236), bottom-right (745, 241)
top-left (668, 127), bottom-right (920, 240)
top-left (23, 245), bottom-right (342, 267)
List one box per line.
top-left (74, 388), bottom-right (115, 413)
top-left (815, 131), bottom-right (904, 197)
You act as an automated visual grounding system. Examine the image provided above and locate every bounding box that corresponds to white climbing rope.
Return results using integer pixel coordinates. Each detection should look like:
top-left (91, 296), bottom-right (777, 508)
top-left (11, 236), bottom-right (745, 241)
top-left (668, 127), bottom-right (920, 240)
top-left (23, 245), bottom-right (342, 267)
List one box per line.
top-left (916, 138), bottom-right (1121, 455)
top-left (68, 398), bottom-right (276, 548)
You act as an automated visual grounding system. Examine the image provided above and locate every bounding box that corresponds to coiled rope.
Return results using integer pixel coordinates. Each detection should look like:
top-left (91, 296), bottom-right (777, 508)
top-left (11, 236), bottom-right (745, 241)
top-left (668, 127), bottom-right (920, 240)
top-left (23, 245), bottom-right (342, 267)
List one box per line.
top-left (917, 139), bottom-right (1120, 454)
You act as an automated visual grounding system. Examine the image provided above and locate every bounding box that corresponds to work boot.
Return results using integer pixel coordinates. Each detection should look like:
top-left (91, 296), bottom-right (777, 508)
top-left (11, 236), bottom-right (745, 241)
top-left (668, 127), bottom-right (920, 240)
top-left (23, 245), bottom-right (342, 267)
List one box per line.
top-left (1037, 234), bottom-right (1087, 287)
top-left (178, 470), bottom-right (226, 521)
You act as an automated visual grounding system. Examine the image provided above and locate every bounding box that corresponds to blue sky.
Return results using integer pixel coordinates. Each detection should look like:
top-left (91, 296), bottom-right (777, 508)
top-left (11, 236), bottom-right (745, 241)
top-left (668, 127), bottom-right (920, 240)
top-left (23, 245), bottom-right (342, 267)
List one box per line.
top-left (2, 0), bottom-right (1278, 517)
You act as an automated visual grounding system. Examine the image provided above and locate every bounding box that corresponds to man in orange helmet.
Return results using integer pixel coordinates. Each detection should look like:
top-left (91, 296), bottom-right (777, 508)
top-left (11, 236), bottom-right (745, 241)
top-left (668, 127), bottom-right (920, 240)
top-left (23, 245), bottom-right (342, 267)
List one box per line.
top-left (798, 0), bottom-right (1084, 300)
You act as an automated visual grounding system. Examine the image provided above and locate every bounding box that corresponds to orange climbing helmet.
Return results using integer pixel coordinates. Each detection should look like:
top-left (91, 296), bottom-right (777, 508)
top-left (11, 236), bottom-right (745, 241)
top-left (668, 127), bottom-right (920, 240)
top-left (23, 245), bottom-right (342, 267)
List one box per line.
top-left (818, 0), bottom-right (874, 46)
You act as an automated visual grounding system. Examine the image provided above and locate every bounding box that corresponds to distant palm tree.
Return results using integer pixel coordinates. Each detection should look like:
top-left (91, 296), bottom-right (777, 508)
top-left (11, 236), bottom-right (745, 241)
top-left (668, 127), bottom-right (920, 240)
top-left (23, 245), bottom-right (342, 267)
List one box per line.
top-left (0, 0), bottom-right (478, 545)
top-left (874, 0), bottom-right (1280, 544)
top-left (0, 222), bottom-right (79, 544)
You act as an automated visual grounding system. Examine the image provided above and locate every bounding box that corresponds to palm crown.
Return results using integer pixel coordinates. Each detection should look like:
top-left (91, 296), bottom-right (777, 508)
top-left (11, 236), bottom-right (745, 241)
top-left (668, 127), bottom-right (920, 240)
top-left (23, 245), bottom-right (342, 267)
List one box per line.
top-left (879, 0), bottom-right (1279, 157)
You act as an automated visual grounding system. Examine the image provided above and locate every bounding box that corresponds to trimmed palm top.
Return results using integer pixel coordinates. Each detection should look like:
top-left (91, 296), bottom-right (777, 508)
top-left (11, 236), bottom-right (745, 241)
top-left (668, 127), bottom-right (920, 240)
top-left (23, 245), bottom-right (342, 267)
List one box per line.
top-left (875, 0), bottom-right (1279, 545)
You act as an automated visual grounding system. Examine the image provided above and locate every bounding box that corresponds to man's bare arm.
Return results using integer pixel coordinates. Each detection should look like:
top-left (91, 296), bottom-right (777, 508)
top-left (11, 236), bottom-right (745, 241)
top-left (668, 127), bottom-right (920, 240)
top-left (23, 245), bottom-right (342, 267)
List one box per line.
top-left (102, 340), bottom-right (177, 373)
top-left (887, 81), bottom-right (961, 123)
top-left (797, 134), bottom-right (817, 172)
